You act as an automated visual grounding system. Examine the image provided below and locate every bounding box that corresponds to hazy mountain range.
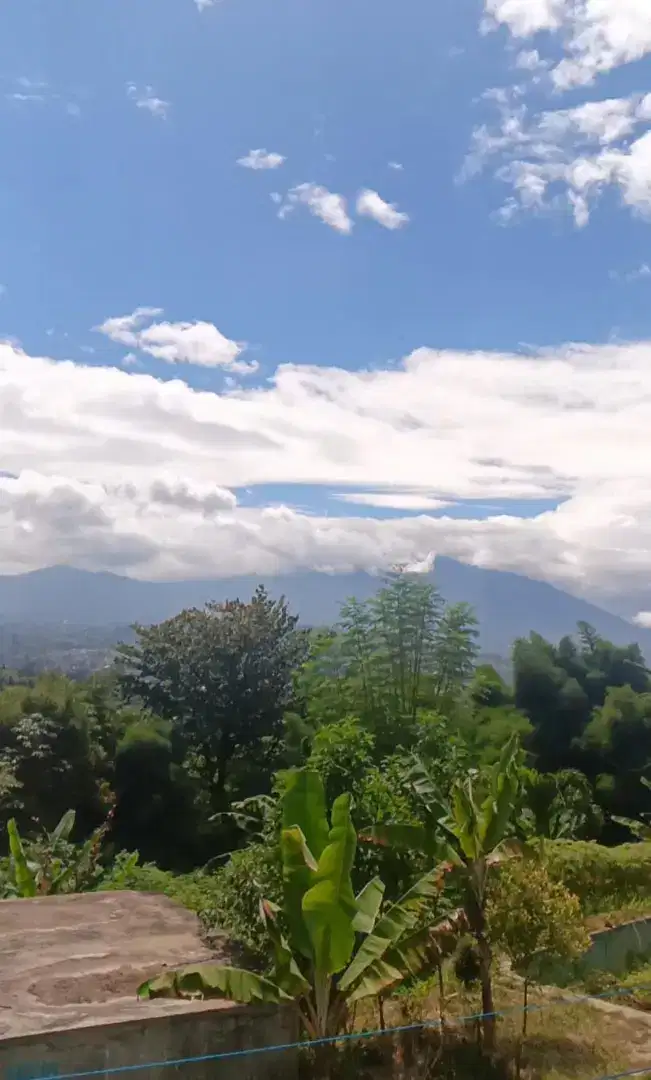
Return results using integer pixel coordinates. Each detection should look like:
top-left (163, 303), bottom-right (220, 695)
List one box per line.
top-left (0, 559), bottom-right (649, 660)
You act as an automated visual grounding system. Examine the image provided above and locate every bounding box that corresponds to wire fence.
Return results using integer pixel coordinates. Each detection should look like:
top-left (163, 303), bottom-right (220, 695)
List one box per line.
top-left (9, 980), bottom-right (651, 1080)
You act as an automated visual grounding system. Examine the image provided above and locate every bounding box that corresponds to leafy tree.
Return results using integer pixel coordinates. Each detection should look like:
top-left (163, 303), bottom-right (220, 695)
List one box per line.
top-left (109, 717), bottom-right (204, 869)
top-left (0, 674), bottom-right (106, 835)
top-left (139, 770), bottom-right (466, 1040)
top-left (581, 685), bottom-right (651, 823)
top-left (430, 602), bottom-right (480, 703)
top-left (117, 588), bottom-right (309, 810)
top-left (487, 859), bottom-right (589, 1074)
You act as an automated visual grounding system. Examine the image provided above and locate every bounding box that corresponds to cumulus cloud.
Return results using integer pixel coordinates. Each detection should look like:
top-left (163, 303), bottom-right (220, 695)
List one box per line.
top-left (127, 84), bottom-right (169, 119)
top-left (356, 190), bottom-right (410, 230)
top-left (95, 307), bottom-right (256, 373)
top-left (484, 0), bottom-right (651, 87)
top-left (465, 91), bottom-right (651, 226)
top-left (195, 0), bottom-right (216, 9)
top-left (634, 612), bottom-right (651, 628)
top-left (279, 183), bottom-right (353, 234)
top-left (237, 149), bottom-right (285, 170)
top-left (7, 337), bottom-right (651, 603)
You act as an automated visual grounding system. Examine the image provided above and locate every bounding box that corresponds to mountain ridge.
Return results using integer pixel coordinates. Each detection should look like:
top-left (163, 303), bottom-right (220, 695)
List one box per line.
top-left (0, 559), bottom-right (648, 660)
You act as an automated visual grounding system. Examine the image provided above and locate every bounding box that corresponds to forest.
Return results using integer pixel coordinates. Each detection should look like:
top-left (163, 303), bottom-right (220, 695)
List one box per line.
top-left (2, 572), bottom-right (651, 1076)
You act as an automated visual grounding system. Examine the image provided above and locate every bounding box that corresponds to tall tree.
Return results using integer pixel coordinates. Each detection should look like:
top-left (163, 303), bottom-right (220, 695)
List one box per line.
top-left (117, 587), bottom-right (309, 810)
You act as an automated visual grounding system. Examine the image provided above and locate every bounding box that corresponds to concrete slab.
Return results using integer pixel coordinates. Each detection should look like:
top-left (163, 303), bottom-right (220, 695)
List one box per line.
top-left (0, 890), bottom-right (235, 1039)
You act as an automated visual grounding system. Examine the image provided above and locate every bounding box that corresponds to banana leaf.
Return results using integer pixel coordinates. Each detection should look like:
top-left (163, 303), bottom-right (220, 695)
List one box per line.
top-left (353, 877), bottom-right (385, 934)
top-left (8, 819), bottom-right (37, 898)
top-left (138, 964), bottom-right (292, 1004)
top-left (348, 909), bottom-right (467, 1004)
top-left (259, 898), bottom-right (311, 997)
top-left (281, 825), bottom-right (318, 959)
top-left (282, 770), bottom-right (329, 862)
top-left (338, 863), bottom-right (446, 992)
top-left (51, 809), bottom-right (76, 845)
top-left (302, 793), bottom-right (358, 976)
top-left (361, 823), bottom-right (441, 858)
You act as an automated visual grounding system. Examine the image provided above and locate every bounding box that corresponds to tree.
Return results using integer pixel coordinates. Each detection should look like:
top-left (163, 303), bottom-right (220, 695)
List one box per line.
top-left (138, 769), bottom-right (466, 1042)
top-left (0, 674), bottom-right (106, 836)
top-left (430, 602), bottom-right (479, 703)
top-left (117, 588), bottom-right (309, 810)
top-left (581, 686), bottom-right (651, 831)
top-left (487, 859), bottom-right (589, 1075)
top-left (518, 768), bottom-right (603, 841)
top-left (364, 734), bottom-right (523, 1051)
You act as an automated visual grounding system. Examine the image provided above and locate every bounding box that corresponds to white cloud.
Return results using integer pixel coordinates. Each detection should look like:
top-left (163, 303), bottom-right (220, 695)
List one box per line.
top-left (484, 0), bottom-right (565, 36)
top-left (195, 0), bottom-right (216, 9)
top-left (237, 149), bottom-right (285, 170)
top-left (483, 0), bottom-right (651, 88)
top-left (612, 263), bottom-right (651, 282)
top-left (356, 190), bottom-right (410, 230)
top-left (95, 307), bottom-right (256, 373)
top-left (7, 336), bottom-right (651, 602)
top-left (280, 183), bottom-right (353, 234)
top-left (388, 161), bottom-right (404, 171)
top-left (127, 84), bottom-right (169, 119)
top-left (334, 492), bottom-right (451, 511)
top-left (634, 611), bottom-right (651, 628)
top-left (515, 49), bottom-right (548, 71)
top-left (465, 92), bottom-right (651, 225)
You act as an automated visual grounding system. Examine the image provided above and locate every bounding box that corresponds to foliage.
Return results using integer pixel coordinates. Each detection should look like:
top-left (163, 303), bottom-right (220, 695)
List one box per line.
top-left (138, 769), bottom-right (466, 1038)
top-left (365, 733), bottom-right (523, 1050)
top-left (116, 587), bottom-right (309, 810)
top-left (2, 809), bottom-right (111, 897)
top-left (487, 859), bottom-right (589, 983)
top-left (518, 767), bottom-right (604, 841)
top-left (544, 840), bottom-right (651, 913)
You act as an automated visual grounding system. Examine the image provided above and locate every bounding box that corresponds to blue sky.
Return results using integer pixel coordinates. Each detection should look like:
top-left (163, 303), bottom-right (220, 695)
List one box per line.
top-left (1, 0), bottom-right (651, 617)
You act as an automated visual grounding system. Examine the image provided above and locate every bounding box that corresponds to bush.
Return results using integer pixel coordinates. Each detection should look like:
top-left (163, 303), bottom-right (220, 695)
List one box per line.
top-left (545, 840), bottom-right (651, 913)
top-left (100, 853), bottom-right (227, 922)
top-left (207, 841), bottom-right (282, 958)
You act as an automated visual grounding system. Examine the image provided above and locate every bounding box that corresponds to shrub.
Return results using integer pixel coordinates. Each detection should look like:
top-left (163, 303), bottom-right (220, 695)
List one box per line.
top-left (100, 853), bottom-right (227, 920)
top-left (545, 840), bottom-right (651, 913)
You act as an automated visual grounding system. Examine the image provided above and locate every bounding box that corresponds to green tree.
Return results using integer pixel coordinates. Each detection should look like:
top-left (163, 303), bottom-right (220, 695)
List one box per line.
top-left (488, 859), bottom-right (589, 1074)
top-left (0, 674), bottom-right (106, 836)
top-left (581, 685), bottom-right (651, 828)
top-left (117, 588), bottom-right (309, 810)
top-left (139, 770), bottom-right (465, 1040)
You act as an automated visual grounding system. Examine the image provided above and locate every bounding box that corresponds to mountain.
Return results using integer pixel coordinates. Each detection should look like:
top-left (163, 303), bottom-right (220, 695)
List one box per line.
top-left (0, 559), bottom-right (649, 660)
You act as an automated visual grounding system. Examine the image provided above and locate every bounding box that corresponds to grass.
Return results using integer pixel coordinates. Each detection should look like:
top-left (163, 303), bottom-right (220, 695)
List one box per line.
top-left (358, 969), bottom-right (651, 1080)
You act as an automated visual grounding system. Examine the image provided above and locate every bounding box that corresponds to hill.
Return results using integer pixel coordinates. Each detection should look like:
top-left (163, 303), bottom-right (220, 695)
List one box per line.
top-left (0, 558), bottom-right (649, 660)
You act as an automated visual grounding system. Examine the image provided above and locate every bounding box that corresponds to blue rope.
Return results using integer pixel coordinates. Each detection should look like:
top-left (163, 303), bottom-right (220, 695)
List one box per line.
top-left (594, 1071), bottom-right (651, 1080)
top-left (22, 981), bottom-right (651, 1080)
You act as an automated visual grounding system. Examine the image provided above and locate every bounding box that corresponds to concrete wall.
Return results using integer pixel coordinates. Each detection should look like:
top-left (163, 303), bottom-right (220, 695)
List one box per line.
top-left (583, 916), bottom-right (651, 976)
top-left (540, 915), bottom-right (651, 985)
top-left (1, 1002), bottom-right (298, 1080)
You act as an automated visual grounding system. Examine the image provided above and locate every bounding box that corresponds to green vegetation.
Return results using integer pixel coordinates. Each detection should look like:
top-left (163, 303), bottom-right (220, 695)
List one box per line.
top-left (4, 570), bottom-right (651, 1077)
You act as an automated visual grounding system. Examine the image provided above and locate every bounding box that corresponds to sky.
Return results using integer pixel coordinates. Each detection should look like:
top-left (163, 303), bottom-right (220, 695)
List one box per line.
top-left (2, 0), bottom-right (651, 619)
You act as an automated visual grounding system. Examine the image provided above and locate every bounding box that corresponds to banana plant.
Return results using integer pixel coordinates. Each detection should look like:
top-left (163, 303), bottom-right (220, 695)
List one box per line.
top-left (363, 735), bottom-right (523, 1051)
top-left (139, 769), bottom-right (466, 1038)
top-left (6, 809), bottom-right (111, 897)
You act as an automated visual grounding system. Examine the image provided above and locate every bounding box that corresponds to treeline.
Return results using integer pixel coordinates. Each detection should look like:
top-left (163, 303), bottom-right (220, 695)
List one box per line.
top-left (0, 573), bottom-right (648, 870)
